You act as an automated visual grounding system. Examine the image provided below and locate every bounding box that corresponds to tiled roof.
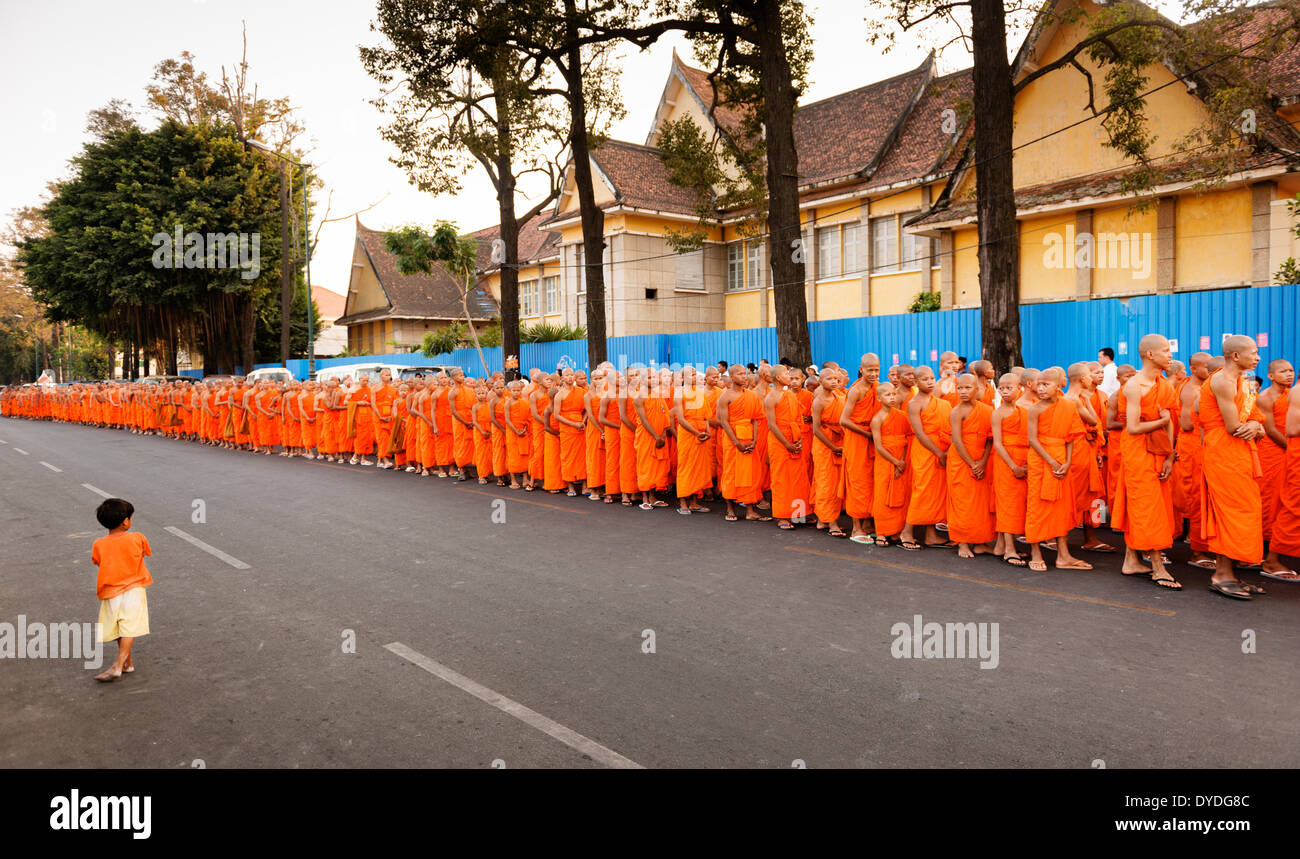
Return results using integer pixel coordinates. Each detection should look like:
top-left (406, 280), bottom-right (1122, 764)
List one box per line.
top-left (868, 69), bottom-right (973, 188)
top-left (310, 286), bottom-right (346, 321)
top-left (340, 220), bottom-right (499, 326)
top-left (591, 140), bottom-right (706, 214)
top-left (674, 59), bottom-right (748, 140)
top-left (793, 60), bottom-right (932, 186)
top-left (470, 210), bottom-right (560, 273)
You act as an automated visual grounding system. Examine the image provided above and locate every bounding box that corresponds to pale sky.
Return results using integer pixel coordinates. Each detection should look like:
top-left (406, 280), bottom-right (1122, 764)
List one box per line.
top-left (0, 0), bottom-right (1009, 298)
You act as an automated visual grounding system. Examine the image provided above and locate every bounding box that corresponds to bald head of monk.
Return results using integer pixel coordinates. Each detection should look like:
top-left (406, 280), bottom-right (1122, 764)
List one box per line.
top-left (956, 373), bottom-right (979, 403)
top-left (1188, 351), bottom-right (1212, 380)
top-left (1267, 358), bottom-right (1294, 387)
top-left (1137, 333), bottom-right (1172, 369)
top-left (1036, 367), bottom-right (1065, 399)
top-left (1115, 364), bottom-right (1136, 387)
top-left (913, 365), bottom-right (935, 394)
top-left (1086, 361), bottom-right (1104, 388)
top-left (877, 381), bottom-right (899, 409)
top-left (969, 359), bottom-right (994, 383)
top-left (898, 364), bottom-right (917, 388)
top-left (859, 353), bottom-right (881, 382)
top-left (728, 364), bottom-right (750, 387)
top-left (998, 372), bottom-right (1021, 404)
top-left (887, 365), bottom-right (900, 385)
top-left (1066, 361), bottom-right (1089, 385)
top-left (1169, 360), bottom-right (1186, 381)
top-left (939, 351), bottom-right (960, 375)
top-left (1207, 356), bottom-right (1225, 373)
top-left (1221, 334), bottom-right (1260, 371)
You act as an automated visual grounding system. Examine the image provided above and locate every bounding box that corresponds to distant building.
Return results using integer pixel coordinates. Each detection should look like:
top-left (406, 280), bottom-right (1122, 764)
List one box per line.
top-left (311, 286), bottom-right (347, 357)
top-left (337, 219), bottom-right (499, 355)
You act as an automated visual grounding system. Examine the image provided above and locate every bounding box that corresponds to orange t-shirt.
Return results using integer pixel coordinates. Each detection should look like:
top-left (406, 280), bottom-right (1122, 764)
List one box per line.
top-left (91, 531), bottom-right (154, 599)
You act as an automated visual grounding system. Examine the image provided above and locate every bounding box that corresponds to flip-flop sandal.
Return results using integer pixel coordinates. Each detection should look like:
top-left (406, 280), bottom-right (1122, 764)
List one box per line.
top-left (1150, 573), bottom-right (1183, 590)
top-left (848, 535), bottom-right (873, 544)
top-left (566, 490), bottom-right (578, 497)
top-left (724, 513), bottom-right (739, 522)
top-left (778, 522), bottom-right (795, 530)
top-left (604, 497), bottom-right (616, 503)
top-left (677, 508), bottom-right (692, 515)
top-left (874, 536), bottom-right (892, 547)
top-left (1080, 543), bottom-right (1117, 553)
top-left (1028, 560), bottom-right (1048, 571)
top-left (690, 507), bottom-right (710, 513)
top-left (1121, 568), bottom-right (1153, 576)
top-left (524, 485), bottom-right (536, 491)
top-left (1240, 582), bottom-right (1266, 595)
top-left (652, 501), bottom-right (669, 507)
top-left (621, 499), bottom-right (634, 506)
top-left (1187, 558), bottom-right (1217, 569)
top-left (1056, 561), bottom-right (1093, 570)
top-left (1260, 569), bottom-right (1300, 582)
top-left (1004, 555), bottom-right (1027, 566)
top-left (1208, 580), bottom-right (1252, 600)
top-left (928, 540), bottom-right (957, 549)
top-left (751, 515), bottom-right (773, 522)
top-left (640, 502), bottom-right (654, 510)
top-left (899, 540), bottom-right (923, 551)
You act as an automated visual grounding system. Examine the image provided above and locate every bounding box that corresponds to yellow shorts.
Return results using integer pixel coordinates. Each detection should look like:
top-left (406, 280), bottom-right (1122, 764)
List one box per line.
top-left (98, 587), bottom-right (149, 642)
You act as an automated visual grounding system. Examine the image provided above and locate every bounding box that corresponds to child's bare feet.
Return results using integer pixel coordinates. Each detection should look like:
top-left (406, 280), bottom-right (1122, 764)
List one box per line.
top-left (94, 667), bottom-right (122, 682)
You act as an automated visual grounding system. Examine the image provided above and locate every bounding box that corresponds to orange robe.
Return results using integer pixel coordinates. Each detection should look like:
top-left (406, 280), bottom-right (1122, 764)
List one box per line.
top-left (373, 384), bottom-right (397, 457)
top-left (675, 388), bottom-right (712, 499)
top-left (543, 405), bottom-right (564, 491)
top-left (872, 408), bottom-right (913, 537)
top-left (905, 396), bottom-right (952, 525)
top-left (505, 397), bottom-right (532, 475)
top-left (1199, 371), bottom-right (1265, 564)
top-left (1025, 399), bottom-right (1086, 544)
top-left (993, 406), bottom-right (1029, 536)
top-left (491, 398), bottom-right (508, 477)
top-left (558, 387), bottom-right (587, 483)
top-left (1091, 389), bottom-right (1109, 505)
top-left (812, 390), bottom-right (847, 525)
top-left (1270, 439), bottom-right (1300, 557)
top-left (1172, 402), bottom-right (1208, 552)
top-left (451, 386), bottom-right (476, 467)
top-left (348, 387), bottom-right (375, 455)
top-left (619, 401), bottom-right (638, 496)
top-left (602, 398), bottom-right (622, 497)
top-left (721, 389), bottom-right (764, 504)
top-left (527, 388), bottom-right (546, 479)
top-left (1257, 394), bottom-right (1289, 541)
top-left (768, 390), bottom-right (811, 520)
top-left (946, 401), bottom-right (996, 544)
top-left (635, 396), bottom-right (672, 493)
top-left (796, 388), bottom-right (815, 483)
top-left (473, 402), bottom-right (493, 476)
top-left (842, 382), bottom-right (879, 519)
top-left (1069, 398), bottom-right (1104, 527)
top-left (1110, 376), bottom-right (1178, 551)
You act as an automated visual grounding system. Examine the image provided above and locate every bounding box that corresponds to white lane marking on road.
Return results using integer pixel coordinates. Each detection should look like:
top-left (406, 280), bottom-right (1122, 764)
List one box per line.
top-left (0, 438), bottom-right (7, 443)
top-left (164, 526), bottom-right (250, 570)
top-left (82, 484), bottom-right (113, 498)
top-left (40, 461), bottom-right (62, 472)
top-left (13, 448), bottom-right (28, 455)
top-left (385, 642), bottom-right (644, 769)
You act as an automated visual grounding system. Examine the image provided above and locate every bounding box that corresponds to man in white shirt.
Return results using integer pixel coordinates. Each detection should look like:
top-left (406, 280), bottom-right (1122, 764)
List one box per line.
top-left (1098, 347), bottom-right (1120, 396)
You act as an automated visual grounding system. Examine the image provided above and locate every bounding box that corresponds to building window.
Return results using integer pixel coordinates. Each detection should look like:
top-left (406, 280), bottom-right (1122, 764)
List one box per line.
top-left (843, 222), bottom-right (860, 275)
top-left (747, 242), bottom-right (761, 289)
top-left (817, 226), bottom-right (841, 278)
top-left (543, 275), bottom-right (558, 315)
top-left (520, 279), bottom-right (538, 317)
top-left (727, 243), bottom-right (744, 291)
top-left (901, 225), bottom-right (934, 272)
top-left (870, 216), bottom-right (899, 273)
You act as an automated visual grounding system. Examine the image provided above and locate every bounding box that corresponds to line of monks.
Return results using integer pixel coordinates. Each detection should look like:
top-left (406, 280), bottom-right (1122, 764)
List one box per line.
top-left (4, 333), bottom-right (1298, 600)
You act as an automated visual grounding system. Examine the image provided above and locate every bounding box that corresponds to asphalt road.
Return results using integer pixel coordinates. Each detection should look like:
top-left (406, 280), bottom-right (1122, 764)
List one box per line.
top-left (2, 416), bottom-right (1297, 768)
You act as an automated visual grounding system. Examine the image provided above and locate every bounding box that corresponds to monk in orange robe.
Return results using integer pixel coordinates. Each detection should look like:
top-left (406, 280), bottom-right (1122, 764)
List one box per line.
top-left (526, 373), bottom-right (550, 489)
top-left (812, 369), bottom-right (848, 537)
top-left (1262, 384), bottom-right (1300, 578)
top-left (672, 366), bottom-right (713, 514)
top-left (399, 382), bottom-right (420, 470)
top-left (870, 382), bottom-right (912, 543)
top-left (991, 373), bottom-right (1029, 565)
top-left (900, 367), bottom-right (951, 550)
top-left (503, 380), bottom-right (532, 487)
top-left (840, 353), bottom-right (881, 542)
top-left (717, 365), bottom-right (768, 521)
top-left (594, 370), bottom-right (620, 502)
top-left (555, 368), bottom-right (588, 496)
top-left (371, 368), bottom-right (398, 469)
top-left (1109, 335), bottom-right (1180, 589)
top-left (582, 367), bottom-right (607, 499)
top-left (935, 351), bottom-right (962, 407)
top-left (634, 371), bottom-right (672, 507)
top-left (449, 370), bottom-right (477, 478)
top-left (472, 384), bottom-right (494, 483)
top-left (1256, 359), bottom-right (1293, 546)
top-left (347, 376), bottom-right (376, 465)
top-left (1201, 335), bottom-right (1269, 599)
top-left (1025, 367), bottom-right (1092, 572)
top-left (1087, 362), bottom-right (1109, 509)
top-left (1173, 353), bottom-right (1215, 569)
top-left (618, 370), bottom-right (642, 506)
top-left (946, 374), bottom-right (995, 557)
top-left (764, 365), bottom-right (811, 530)
top-left (543, 377), bottom-right (565, 492)
top-left (1104, 364), bottom-right (1136, 512)
top-left (1063, 362), bottom-right (1110, 554)
top-left (970, 360), bottom-right (997, 407)
top-left (488, 379), bottom-right (509, 486)
top-left (793, 369), bottom-right (815, 484)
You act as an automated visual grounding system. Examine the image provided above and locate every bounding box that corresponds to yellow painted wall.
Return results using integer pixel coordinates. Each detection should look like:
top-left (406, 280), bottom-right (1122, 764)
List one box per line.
top-left (1176, 187), bottom-right (1252, 288)
top-left (349, 241), bottom-right (388, 314)
top-left (816, 278), bottom-right (860, 319)
top-left (1091, 205), bottom-right (1158, 294)
top-left (809, 201), bottom-right (864, 227)
top-left (871, 270), bottom-right (924, 316)
top-left (726, 291), bottom-right (762, 329)
top-left (866, 187), bottom-right (923, 217)
top-left (1012, 2), bottom-right (1218, 190)
top-left (953, 227), bottom-right (980, 307)
top-left (1019, 213), bottom-right (1076, 300)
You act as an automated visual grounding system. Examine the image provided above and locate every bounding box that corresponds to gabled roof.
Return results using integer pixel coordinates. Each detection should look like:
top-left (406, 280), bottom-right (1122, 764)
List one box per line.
top-left (539, 139), bottom-right (703, 226)
top-left (867, 69), bottom-right (974, 190)
top-left (792, 55), bottom-right (934, 187)
top-left (338, 220), bottom-right (499, 326)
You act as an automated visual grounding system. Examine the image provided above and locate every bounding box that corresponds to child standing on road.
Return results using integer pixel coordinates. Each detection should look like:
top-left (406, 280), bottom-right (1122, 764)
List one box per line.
top-left (91, 498), bottom-right (153, 682)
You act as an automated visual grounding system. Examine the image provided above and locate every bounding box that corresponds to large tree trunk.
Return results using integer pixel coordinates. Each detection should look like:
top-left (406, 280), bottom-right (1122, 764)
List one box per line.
top-left (493, 73), bottom-right (522, 374)
top-left (240, 292), bottom-right (256, 375)
top-left (279, 166), bottom-right (292, 367)
top-left (971, 0), bottom-right (1023, 372)
top-left (566, 0), bottom-right (607, 369)
top-left (756, 0), bottom-right (811, 369)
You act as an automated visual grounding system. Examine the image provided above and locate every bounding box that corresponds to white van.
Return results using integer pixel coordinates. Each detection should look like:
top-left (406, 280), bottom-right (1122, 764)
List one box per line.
top-left (314, 362), bottom-right (409, 385)
top-left (246, 367), bottom-right (295, 384)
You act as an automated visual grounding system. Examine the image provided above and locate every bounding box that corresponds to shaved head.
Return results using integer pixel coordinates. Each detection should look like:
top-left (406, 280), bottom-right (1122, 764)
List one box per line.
top-left (1067, 361), bottom-right (1088, 382)
top-left (1222, 334), bottom-right (1255, 357)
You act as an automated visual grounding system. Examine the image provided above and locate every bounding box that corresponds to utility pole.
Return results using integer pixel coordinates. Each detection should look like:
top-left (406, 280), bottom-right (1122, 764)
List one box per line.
top-left (279, 165), bottom-right (292, 367)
